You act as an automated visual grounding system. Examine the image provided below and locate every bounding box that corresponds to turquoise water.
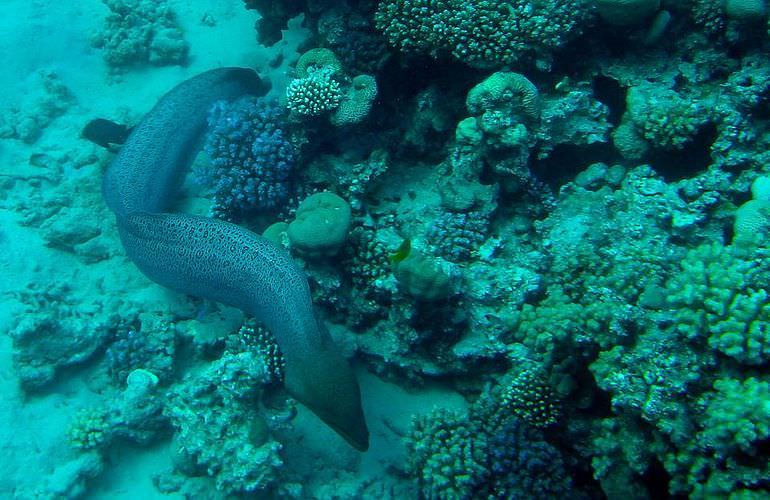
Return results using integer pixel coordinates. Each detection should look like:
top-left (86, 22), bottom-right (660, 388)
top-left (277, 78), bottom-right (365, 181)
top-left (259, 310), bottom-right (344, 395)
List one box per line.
top-left (2, 1), bottom-right (770, 498)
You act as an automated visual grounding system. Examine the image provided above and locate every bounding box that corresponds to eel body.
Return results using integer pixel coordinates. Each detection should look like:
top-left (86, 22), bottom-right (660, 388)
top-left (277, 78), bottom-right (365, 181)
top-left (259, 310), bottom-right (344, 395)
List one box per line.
top-left (103, 68), bottom-right (369, 451)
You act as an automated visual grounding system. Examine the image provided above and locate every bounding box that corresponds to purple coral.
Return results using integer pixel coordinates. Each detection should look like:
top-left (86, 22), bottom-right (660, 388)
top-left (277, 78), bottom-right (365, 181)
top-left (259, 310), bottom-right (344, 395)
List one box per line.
top-left (201, 97), bottom-right (296, 221)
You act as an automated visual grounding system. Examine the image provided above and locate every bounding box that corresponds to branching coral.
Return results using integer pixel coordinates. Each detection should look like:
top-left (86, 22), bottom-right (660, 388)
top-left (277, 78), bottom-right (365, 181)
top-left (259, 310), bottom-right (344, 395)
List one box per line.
top-left (667, 243), bottom-right (770, 365)
top-left (406, 388), bottom-right (571, 499)
top-left (286, 67), bottom-right (343, 117)
top-left (374, 0), bottom-right (591, 68)
top-left (201, 97), bottom-right (296, 221)
top-left (287, 48), bottom-right (378, 126)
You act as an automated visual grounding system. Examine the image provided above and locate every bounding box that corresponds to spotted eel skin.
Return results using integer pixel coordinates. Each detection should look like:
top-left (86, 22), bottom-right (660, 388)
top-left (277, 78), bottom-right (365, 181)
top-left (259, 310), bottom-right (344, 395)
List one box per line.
top-left (103, 68), bottom-right (369, 451)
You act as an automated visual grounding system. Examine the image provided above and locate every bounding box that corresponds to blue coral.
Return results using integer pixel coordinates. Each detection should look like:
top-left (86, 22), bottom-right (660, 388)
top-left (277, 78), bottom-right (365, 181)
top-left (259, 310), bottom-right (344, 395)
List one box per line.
top-left (485, 417), bottom-right (572, 498)
top-left (201, 97), bottom-right (295, 220)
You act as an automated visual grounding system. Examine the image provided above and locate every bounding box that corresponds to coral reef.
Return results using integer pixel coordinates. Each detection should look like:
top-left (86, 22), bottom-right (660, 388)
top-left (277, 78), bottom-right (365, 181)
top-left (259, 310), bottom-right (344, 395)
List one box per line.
top-left (10, 0), bottom-right (770, 497)
top-left (407, 385), bottom-right (571, 499)
top-left (105, 312), bottom-right (176, 384)
top-left (0, 71), bottom-right (74, 143)
top-left (374, 0), bottom-right (592, 68)
top-left (287, 48), bottom-right (378, 126)
top-left (164, 349), bottom-right (284, 495)
top-left (91, 0), bottom-right (188, 70)
top-left (67, 367), bottom-right (166, 451)
top-left (10, 282), bottom-right (122, 390)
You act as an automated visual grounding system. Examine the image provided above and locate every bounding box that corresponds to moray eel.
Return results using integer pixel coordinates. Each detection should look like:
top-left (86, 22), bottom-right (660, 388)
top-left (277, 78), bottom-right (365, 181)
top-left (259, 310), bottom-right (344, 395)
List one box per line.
top-left (103, 68), bottom-right (370, 451)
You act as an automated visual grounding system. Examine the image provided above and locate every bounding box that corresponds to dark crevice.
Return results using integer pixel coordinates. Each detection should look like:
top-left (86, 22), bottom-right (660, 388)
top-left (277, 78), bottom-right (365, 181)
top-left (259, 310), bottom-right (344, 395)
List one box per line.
top-left (592, 75), bottom-right (627, 126)
top-left (642, 458), bottom-right (673, 499)
top-left (531, 142), bottom-right (620, 190)
top-left (647, 122), bottom-right (718, 182)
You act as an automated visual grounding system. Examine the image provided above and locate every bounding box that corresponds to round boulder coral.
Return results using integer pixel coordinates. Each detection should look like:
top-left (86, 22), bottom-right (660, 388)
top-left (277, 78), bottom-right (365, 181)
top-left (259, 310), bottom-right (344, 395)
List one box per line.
top-left (466, 71), bottom-right (540, 124)
top-left (393, 249), bottom-right (452, 301)
top-left (288, 192), bottom-right (352, 258)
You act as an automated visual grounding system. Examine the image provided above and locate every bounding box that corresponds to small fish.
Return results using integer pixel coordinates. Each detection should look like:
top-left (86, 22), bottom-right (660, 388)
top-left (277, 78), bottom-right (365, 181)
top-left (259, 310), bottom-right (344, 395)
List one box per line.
top-left (389, 238), bottom-right (411, 265)
top-left (81, 118), bottom-right (133, 149)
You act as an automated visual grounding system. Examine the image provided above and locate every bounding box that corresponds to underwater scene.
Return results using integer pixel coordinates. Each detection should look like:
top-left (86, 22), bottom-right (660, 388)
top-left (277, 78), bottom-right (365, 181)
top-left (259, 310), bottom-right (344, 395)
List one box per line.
top-left (2, 0), bottom-right (770, 498)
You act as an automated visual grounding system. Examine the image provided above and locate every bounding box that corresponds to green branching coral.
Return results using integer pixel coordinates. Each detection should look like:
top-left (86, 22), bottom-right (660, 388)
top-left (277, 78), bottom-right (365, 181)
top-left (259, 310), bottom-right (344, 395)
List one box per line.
top-left (591, 332), bottom-right (705, 444)
top-left (407, 408), bottom-right (489, 498)
top-left (68, 408), bottom-right (111, 451)
top-left (587, 238), bottom-right (770, 497)
top-left (374, 0), bottom-right (591, 68)
top-left (662, 376), bottom-right (770, 498)
top-left (67, 369), bottom-right (165, 452)
top-left (701, 377), bottom-right (770, 456)
top-left (617, 82), bottom-right (712, 155)
top-left (666, 243), bottom-right (770, 365)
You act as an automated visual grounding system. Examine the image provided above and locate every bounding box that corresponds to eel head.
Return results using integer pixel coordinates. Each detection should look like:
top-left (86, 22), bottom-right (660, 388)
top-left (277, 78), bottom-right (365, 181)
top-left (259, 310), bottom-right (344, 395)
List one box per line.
top-left (284, 346), bottom-right (370, 452)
